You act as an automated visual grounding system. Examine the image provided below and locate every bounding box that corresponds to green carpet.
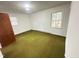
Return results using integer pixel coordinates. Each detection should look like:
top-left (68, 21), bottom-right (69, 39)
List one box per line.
top-left (1, 30), bottom-right (65, 58)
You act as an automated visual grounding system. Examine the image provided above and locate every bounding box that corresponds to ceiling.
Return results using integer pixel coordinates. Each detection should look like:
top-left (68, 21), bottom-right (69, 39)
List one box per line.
top-left (0, 1), bottom-right (71, 14)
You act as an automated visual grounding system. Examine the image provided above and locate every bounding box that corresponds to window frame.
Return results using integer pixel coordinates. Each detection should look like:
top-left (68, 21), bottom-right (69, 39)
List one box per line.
top-left (50, 11), bottom-right (63, 29)
top-left (9, 16), bottom-right (18, 26)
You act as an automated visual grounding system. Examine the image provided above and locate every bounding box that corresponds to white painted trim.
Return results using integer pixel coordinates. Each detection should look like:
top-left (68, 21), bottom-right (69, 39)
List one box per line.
top-left (15, 29), bottom-right (32, 35)
top-left (32, 29), bottom-right (65, 37)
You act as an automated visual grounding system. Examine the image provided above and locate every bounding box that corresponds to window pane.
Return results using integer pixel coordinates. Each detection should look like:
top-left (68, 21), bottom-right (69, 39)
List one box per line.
top-left (57, 12), bottom-right (62, 20)
top-left (51, 11), bottom-right (62, 28)
top-left (51, 20), bottom-right (55, 27)
top-left (52, 13), bottom-right (57, 20)
top-left (10, 17), bottom-right (18, 26)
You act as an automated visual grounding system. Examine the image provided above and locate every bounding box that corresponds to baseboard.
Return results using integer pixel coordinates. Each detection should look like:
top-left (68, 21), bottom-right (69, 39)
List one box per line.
top-left (64, 54), bottom-right (66, 58)
top-left (15, 29), bottom-right (32, 36)
top-left (32, 29), bottom-right (65, 37)
top-left (15, 29), bottom-right (65, 37)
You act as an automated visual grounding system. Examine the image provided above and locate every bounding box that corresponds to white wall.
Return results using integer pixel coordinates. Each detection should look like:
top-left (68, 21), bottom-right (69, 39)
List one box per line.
top-left (0, 10), bottom-right (32, 35)
top-left (65, 2), bottom-right (79, 58)
top-left (0, 3), bottom-right (70, 36)
top-left (9, 13), bottom-right (31, 35)
top-left (30, 3), bottom-right (70, 36)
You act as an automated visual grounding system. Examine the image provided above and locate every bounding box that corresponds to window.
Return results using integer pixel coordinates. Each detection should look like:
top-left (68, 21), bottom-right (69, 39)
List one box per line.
top-left (51, 11), bottom-right (62, 28)
top-left (10, 17), bottom-right (18, 26)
